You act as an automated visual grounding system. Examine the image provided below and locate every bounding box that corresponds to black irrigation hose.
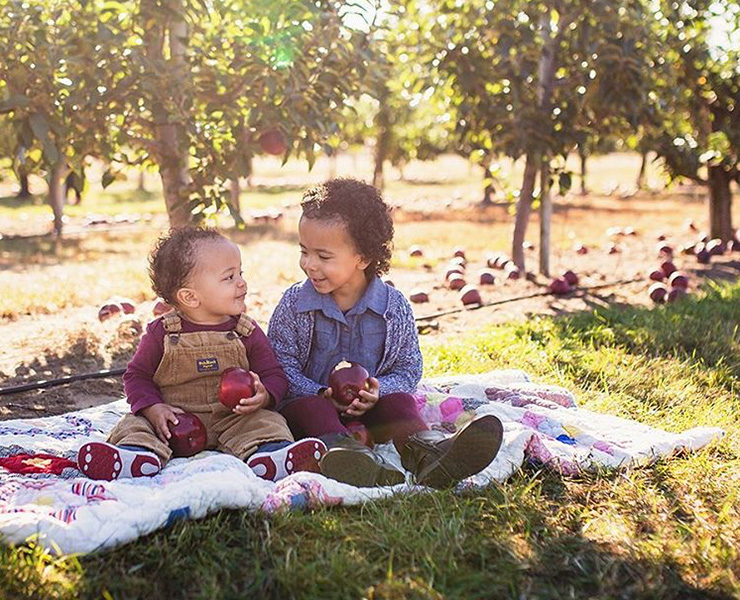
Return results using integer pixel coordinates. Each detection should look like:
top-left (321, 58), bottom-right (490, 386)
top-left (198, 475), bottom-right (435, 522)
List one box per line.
top-left (0, 277), bottom-right (642, 396)
top-left (414, 277), bottom-right (643, 321)
top-left (0, 368), bottom-right (126, 397)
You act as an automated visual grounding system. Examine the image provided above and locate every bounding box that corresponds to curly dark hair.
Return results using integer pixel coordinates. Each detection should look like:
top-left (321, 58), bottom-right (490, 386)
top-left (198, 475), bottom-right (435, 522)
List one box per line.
top-left (300, 178), bottom-right (394, 278)
top-left (148, 227), bottom-right (226, 305)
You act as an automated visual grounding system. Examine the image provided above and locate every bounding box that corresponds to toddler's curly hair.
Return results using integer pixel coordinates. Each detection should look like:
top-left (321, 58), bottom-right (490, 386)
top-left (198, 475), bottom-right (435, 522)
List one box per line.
top-left (300, 178), bottom-right (394, 278)
top-left (149, 227), bottom-right (225, 305)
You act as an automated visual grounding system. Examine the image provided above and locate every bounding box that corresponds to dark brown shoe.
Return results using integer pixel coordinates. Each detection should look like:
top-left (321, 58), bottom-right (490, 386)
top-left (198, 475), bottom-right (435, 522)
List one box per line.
top-left (398, 415), bottom-right (504, 488)
top-left (319, 435), bottom-right (405, 487)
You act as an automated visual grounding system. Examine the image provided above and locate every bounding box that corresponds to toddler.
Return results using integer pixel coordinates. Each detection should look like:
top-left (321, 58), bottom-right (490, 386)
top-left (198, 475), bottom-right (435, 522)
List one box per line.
top-left (268, 178), bottom-right (503, 488)
top-left (77, 227), bottom-right (326, 481)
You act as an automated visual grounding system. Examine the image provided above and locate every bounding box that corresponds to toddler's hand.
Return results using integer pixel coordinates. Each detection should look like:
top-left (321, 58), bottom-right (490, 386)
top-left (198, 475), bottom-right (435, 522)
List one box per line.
top-left (233, 372), bottom-right (270, 415)
top-left (344, 377), bottom-right (379, 418)
top-left (140, 403), bottom-right (185, 443)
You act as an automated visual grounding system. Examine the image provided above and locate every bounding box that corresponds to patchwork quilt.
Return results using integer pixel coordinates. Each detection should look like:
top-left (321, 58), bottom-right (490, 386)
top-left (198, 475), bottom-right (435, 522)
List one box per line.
top-left (0, 369), bottom-right (724, 555)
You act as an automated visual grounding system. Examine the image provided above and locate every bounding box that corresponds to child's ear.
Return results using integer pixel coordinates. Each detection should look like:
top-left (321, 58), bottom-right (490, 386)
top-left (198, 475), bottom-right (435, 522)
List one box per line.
top-left (175, 287), bottom-right (200, 309)
top-left (358, 256), bottom-right (371, 271)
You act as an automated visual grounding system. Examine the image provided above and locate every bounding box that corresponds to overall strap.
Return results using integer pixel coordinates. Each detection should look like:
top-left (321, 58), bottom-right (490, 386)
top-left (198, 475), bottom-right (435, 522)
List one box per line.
top-left (234, 313), bottom-right (256, 338)
top-left (162, 311), bottom-right (183, 342)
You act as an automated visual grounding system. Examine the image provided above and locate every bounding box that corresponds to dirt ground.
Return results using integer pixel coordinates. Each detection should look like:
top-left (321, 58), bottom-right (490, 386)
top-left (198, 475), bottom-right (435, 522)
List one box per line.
top-left (2, 190), bottom-right (739, 421)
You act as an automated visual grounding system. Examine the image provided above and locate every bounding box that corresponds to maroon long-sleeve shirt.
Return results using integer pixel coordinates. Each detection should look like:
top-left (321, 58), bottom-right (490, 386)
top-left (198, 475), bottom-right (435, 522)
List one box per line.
top-left (123, 315), bottom-right (289, 415)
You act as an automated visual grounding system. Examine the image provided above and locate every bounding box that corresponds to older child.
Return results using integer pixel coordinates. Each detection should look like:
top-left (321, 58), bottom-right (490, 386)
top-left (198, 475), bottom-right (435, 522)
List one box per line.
top-left (268, 178), bottom-right (503, 488)
top-left (77, 227), bottom-right (326, 481)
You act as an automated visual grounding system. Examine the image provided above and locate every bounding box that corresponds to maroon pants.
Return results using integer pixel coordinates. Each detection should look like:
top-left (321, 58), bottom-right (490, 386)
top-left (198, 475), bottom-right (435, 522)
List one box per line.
top-left (280, 392), bottom-right (428, 446)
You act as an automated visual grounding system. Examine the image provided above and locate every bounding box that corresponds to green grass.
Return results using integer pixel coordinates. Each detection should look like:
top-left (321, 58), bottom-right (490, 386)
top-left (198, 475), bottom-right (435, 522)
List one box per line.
top-left (2, 282), bottom-right (739, 599)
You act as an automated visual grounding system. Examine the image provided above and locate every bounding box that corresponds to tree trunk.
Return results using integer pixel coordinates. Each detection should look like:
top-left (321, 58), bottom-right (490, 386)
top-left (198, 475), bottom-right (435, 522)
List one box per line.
top-left (373, 91), bottom-right (391, 190)
top-left (636, 151), bottom-right (648, 190)
top-left (512, 10), bottom-right (558, 271)
top-left (539, 161), bottom-right (552, 276)
top-left (579, 148), bottom-right (588, 195)
top-left (145, 2), bottom-right (192, 228)
top-left (138, 170), bottom-right (146, 192)
top-left (708, 165), bottom-right (733, 241)
top-left (47, 161), bottom-right (67, 236)
top-left (229, 178), bottom-right (241, 218)
top-left (512, 153), bottom-right (540, 269)
top-left (17, 171), bottom-right (31, 198)
top-left (481, 154), bottom-right (495, 204)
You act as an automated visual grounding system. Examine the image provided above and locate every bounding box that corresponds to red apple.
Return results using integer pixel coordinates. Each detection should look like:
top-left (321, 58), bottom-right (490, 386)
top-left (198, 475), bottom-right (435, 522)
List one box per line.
top-left (623, 227), bottom-right (636, 236)
top-left (453, 247), bottom-right (466, 259)
top-left (668, 272), bottom-right (689, 289)
top-left (450, 256), bottom-right (467, 268)
top-left (649, 269), bottom-right (665, 282)
top-left (695, 243), bottom-right (711, 264)
top-left (575, 243), bottom-right (588, 255)
top-left (607, 243), bottom-right (620, 254)
top-left (445, 265), bottom-right (465, 280)
top-left (667, 287), bottom-right (687, 303)
top-left (218, 367), bottom-right (255, 410)
top-left (680, 243), bottom-right (696, 255)
top-left (153, 300), bottom-right (173, 317)
top-left (706, 238), bottom-right (725, 256)
top-left (329, 362), bottom-right (370, 406)
top-left (562, 270), bottom-right (578, 286)
top-left (478, 269), bottom-right (497, 285)
top-left (729, 239), bottom-right (740, 253)
top-left (649, 282), bottom-right (668, 304)
top-left (549, 277), bottom-right (572, 295)
top-left (660, 260), bottom-right (677, 277)
top-left (523, 240), bottom-right (535, 250)
top-left (460, 284), bottom-right (482, 307)
top-left (118, 298), bottom-right (136, 314)
top-left (168, 412), bottom-right (207, 457)
top-left (409, 289), bottom-right (429, 303)
top-left (487, 254), bottom-right (506, 269)
top-left (258, 128), bottom-right (288, 155)
top-left (505, 264), bottom-right (521, 280)
top-left (409, 245), bottom-right (424, 257)
top-left (656, 233), bottom-right (667, 241)
top-left (98, 302), bottom-right (122, 322)
top-left (448, 273), bottom-right (466, 290)
top-left (657, 243), bottom-right (673, 257)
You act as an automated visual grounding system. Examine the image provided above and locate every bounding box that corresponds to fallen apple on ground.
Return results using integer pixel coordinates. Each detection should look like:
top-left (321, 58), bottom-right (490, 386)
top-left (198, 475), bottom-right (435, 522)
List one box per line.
top-left (460, 284), bottom-right (482, 307)
top-left (575, 244), bottom-right (588, 255)
top-left (409, 245), bottom-right (424, 257)
top-left (98, 301), bottom-right (123, 322)
top-left (218, 367), bottom-right (255, 410)
top-left (168, 412), bottom-right (207, 457)
top-left (667, 287), bottom-right (687, 302)
top-left (549, 278), bottom-right (572, 295)
top-left (448, 273), bottom-right (466, 290)
top-left (649, 282), bottom-right (668, 303)
top-left (562, 270), bottom-right (579, 286)
top-left (478, 269), bottom-right (496, 285)
top-left (660, 260), bottom-right (677, 277)
top-left (453, 247), bottom-right (466, 259)
top-left (409, 289), bottom-right (429, 303)
top-left (153, 300), bottom-right (173, 317)
top-left (694, 243), bottom-right (711, 264)
top-left (649, 269), bottom-right (665, 282)
top-left (329, 362), bottom-right (370, 406)
top-left (668, 272), bottom-right (689, 289)
top-left (119, 299), bottom-right (136, 314)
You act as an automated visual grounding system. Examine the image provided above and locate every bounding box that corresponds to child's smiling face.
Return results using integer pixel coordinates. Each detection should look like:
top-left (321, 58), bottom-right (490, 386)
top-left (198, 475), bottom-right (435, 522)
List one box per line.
top-left (299, 216), bottom-right (370, 309)
top-left (177, 238), bottom-right (247, 323)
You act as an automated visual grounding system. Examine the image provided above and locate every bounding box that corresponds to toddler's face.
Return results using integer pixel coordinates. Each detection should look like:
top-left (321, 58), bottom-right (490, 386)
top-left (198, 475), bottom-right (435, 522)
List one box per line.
top-left (184, 238), bottom-right (247, 321)
top-left (299, 216), bottom-right (369, 299)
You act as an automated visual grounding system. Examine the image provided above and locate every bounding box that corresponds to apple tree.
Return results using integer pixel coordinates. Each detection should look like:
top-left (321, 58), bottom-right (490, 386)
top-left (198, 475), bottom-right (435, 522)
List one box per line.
top-left (0, 0), bottom-right (122, 233)
top-left (399, 0), bottom-right (660, 273)
top-left (647, 0), bottom-right (740, 241)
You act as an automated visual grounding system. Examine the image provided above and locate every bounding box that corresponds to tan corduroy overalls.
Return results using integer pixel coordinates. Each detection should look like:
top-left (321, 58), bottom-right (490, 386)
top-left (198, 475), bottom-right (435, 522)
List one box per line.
top-left (107, 312), bottom-right (293, 466)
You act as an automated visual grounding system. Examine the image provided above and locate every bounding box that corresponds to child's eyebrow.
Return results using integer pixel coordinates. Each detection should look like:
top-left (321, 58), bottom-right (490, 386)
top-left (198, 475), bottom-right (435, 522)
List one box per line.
top-left (220, 266), bottom-right (236, 275)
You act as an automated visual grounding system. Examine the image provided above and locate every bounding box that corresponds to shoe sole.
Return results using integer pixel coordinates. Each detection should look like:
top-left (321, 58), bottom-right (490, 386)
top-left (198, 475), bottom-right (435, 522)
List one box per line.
top-left (416, 415), bottom-right (504, 489)
top-left (319, 449), bottom-right (405, 487)
top-left (77, 442), bottom-right (161, 481)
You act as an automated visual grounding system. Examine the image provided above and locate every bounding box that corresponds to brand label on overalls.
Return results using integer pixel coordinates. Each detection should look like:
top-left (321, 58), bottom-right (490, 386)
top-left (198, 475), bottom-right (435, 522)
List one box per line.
top-left (196, 357), bottom-right (220, 372)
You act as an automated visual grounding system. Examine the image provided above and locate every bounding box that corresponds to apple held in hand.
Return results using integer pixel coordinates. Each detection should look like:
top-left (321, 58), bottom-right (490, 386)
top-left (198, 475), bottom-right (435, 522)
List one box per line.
top-left (98, 301), bottom-right (123, 322)
top-left (168, 412), bottom-right (207, 457)
top-left (329, 362), bottom-right (370, 406)
top-left (218, 367), bottom-right (256, 410)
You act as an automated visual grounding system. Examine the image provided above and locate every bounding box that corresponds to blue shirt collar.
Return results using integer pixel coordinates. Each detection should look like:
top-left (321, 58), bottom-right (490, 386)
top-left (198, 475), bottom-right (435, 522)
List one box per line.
top-left (296, 276), bottom-right (388, 317)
